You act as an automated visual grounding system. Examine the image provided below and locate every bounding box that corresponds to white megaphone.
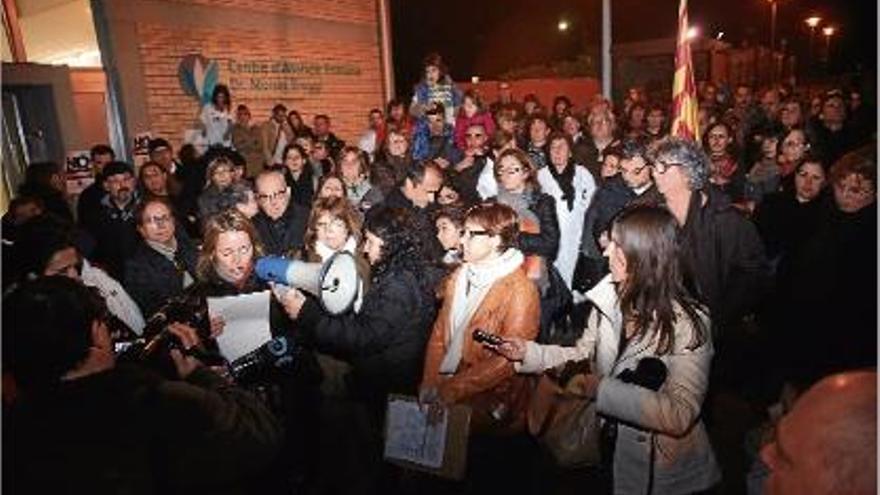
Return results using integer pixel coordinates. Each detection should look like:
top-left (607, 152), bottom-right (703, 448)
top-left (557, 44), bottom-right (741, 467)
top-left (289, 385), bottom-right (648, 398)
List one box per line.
top-left (255, 252), bottom-right (360, 315)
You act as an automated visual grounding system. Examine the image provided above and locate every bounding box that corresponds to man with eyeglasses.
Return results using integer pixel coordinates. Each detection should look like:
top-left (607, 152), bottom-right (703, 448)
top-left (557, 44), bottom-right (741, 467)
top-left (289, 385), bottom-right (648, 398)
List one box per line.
top-left (646, 137), bottom-right (769, 338)
top-left (581, 138), bottom-right (656, 271)
top-left (251, 170), bottom-right (309, 257)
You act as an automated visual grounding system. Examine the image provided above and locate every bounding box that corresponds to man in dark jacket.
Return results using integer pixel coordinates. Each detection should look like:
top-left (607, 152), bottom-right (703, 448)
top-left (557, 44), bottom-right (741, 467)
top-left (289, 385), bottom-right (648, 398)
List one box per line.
top-left (84, 161), bottom-right (141, 280)
top-left (578, 138), bottom-right (655, 291)
top-left (313, 114), bottom-right (345, 160)
top-left (252, 170), bottom-right (309, 256)
top-left (77, 144), bottom-right (115, 232)
top-left (380, 160), bottom-right (445, 261)
top-left (648, 137), bottom-right (770, 333)
top-left (4, 276), bottom-right (283, 495)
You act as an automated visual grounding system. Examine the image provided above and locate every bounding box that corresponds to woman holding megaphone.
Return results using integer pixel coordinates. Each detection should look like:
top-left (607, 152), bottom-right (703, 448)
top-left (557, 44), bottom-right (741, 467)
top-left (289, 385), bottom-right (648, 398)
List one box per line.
top-left (296, 196), bottom-right (371, 397)
top-left (280, 205), bottom-right (442, 493)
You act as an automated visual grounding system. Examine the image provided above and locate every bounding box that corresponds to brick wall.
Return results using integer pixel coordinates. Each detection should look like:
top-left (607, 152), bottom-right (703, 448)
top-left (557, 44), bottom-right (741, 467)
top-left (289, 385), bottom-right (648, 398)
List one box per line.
top-left (133, 0), bottom-right (383, 151)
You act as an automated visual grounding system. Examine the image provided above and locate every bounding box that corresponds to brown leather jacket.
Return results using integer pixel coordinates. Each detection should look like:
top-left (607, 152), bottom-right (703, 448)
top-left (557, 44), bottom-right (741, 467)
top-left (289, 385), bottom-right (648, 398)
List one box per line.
top-left (422, 267), bottom-right (540, 434)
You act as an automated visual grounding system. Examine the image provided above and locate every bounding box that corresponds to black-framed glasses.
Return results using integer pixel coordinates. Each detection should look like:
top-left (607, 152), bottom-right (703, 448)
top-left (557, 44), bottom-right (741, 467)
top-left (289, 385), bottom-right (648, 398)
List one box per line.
top-left (497, 167), bottom-right (524, 176)
top-left (649, 161), bottom-right (679, 174)
top-left (145, 214), bottom-right (172, 226)
top-left (460, 229), bottom-right (491, 239)
top-left (257, 189), bottom-right (288, 202)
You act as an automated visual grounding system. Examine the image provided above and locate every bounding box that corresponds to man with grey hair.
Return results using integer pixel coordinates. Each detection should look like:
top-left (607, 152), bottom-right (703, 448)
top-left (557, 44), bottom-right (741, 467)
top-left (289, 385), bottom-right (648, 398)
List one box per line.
top-left (647, 136), bottom-right (769, 335)
top-left (760, 370), bottom-right (876, 495)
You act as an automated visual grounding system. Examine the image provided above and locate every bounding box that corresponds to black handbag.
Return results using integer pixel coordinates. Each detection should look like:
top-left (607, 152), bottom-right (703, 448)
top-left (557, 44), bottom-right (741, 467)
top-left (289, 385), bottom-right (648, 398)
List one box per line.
top-left (572, 254), bottom-right (607, 293)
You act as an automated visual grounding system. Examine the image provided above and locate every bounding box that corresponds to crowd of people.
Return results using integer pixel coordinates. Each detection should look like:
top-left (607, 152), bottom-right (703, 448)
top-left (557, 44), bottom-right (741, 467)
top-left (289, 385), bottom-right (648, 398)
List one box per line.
top-left (2, 51), bottom-right (876, 495)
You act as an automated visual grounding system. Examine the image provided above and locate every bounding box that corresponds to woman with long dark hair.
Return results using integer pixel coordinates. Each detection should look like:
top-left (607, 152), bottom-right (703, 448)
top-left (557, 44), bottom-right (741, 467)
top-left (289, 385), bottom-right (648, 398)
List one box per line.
top-left (200, 84), bottom-right (233, 148)
top-left (279, 143), bottom-right (317, 207)
top-left (703, 121), bottom-right (746, 203)
top-left (494, 205), bottom-right (720, 494)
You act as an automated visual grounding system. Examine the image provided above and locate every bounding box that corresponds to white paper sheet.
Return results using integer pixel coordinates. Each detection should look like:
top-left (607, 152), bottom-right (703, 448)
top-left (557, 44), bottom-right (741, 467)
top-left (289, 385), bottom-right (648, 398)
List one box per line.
top-left (207, 290), bottom-right (272, 362)
top-left (384, 398), bottom-right (448, 468)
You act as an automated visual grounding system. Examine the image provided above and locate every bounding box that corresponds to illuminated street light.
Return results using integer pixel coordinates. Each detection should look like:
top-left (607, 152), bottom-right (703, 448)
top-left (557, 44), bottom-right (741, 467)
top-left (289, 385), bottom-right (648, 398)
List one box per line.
top-left (686, 26), bottom-right (699, 40)
top-left (804, 16), bottom-right (822, 67)
top-left (558, 19), bottom-right (570, 32)
top-left (822, 26), bottom-right (836, 65)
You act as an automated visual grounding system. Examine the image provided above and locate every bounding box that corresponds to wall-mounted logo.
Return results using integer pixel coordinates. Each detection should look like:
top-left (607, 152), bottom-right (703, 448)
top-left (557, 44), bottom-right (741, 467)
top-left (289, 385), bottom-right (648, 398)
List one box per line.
top-left (178, 54), bottom-right (219, 104)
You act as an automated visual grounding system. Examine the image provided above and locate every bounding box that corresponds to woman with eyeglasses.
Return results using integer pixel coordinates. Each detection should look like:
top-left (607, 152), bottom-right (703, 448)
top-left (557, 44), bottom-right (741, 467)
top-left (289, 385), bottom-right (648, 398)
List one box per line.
top-left (776, 127), bottom-right (813, 179)
top-left (490, 148), bottom-right (562, 339)
top-left (123, 197), bottom-right (198, 318)
top-left (420, 202), bottom-right (540, 435)
top-left (780, 144), bottom-right (877, 384)
top-left (197, 155), bottom-right (238, 220)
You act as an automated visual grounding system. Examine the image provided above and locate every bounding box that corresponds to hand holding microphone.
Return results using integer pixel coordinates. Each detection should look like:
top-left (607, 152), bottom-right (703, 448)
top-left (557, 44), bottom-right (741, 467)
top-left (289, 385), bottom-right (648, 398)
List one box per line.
top-left (473, 329), bottom-right (527, 362)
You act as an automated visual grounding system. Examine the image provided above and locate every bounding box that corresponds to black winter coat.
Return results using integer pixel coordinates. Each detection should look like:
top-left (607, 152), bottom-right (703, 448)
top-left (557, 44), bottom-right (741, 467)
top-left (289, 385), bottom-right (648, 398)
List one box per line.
top-left (296, 260), bottom-right (436, 403)
top-left (680, 188), bottom-right (770, 331)
top-left (781, 200), bottom-right (877, 378)
top-left (251, 202), bottom-right (310, 257)
top-left (123, 231), bottom-right (199, 318)
top-left (381, 188), bottom-right (445, 262)
top-left (516, 191), bottom-right (561, 260)
top-left (6, 364), bottom-right (282, 495)
top-left (86, 199), bottom-right (140, 281)
top-left (580, 175), bottom-right (638, 256)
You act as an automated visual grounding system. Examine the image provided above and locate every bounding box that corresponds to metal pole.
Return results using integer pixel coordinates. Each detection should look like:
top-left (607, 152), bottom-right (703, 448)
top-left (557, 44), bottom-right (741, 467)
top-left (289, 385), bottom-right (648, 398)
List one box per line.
top-left (377, 0), bottom-right (395, 103)
top-left (769, 1), bottom-right (777, 52)
top-left (602, 0), bottom-right (612, 99)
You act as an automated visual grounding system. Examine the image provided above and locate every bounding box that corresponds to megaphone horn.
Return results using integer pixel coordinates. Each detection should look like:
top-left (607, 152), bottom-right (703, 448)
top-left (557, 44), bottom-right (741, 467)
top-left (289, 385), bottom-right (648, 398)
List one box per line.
top-left (255, 253), bottom-right (360, 315)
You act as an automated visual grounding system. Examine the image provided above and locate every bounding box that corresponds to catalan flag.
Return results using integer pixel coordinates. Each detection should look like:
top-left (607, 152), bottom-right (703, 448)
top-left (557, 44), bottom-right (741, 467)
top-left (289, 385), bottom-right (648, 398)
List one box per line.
top-left (670, 0), bottom-right (699, 140)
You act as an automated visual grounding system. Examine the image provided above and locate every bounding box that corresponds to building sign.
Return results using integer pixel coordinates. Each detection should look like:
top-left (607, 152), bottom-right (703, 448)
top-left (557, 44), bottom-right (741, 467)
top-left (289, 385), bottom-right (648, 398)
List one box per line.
top-left (178, 53), bottom-right (362, 101)
top-left (227, 59), bottom-right (362, 93)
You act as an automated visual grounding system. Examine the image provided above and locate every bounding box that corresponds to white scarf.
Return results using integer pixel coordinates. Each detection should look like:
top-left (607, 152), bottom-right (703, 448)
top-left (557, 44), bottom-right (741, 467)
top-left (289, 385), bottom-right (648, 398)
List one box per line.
top-left (439, 248), bottom-right (524, 374)
top-left (314, 236), bottom-right (358, 261)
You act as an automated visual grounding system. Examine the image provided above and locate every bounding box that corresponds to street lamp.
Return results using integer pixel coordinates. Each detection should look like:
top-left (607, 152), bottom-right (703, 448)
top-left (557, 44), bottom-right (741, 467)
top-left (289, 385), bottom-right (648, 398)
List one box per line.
top-left (686, 26), bottom-right (700, 40)
top-left (557, 19), bottom-right (570, 32)
top-left (805, 16), bottom-right (822, 63)
top-left (822, 26), bottom-right (836, 63)
top-left (767, 0), bottom-right (778, 52)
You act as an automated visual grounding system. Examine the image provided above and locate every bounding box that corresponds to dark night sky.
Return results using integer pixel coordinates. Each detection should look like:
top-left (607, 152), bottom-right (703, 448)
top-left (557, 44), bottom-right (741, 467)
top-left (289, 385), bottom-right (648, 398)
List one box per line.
top-left (390, 0), bottom-right (877, 96)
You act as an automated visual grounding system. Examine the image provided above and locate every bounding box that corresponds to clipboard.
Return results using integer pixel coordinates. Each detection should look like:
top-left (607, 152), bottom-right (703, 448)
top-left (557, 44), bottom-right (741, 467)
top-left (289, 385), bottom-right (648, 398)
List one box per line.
top-left (383, 394), bottom-right (471, 480)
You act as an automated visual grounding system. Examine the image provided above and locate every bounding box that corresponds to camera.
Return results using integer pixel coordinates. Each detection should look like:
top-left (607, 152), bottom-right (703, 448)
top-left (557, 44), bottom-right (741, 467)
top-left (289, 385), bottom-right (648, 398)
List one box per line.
top-left (115, 296), bottom-right (220, 377)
